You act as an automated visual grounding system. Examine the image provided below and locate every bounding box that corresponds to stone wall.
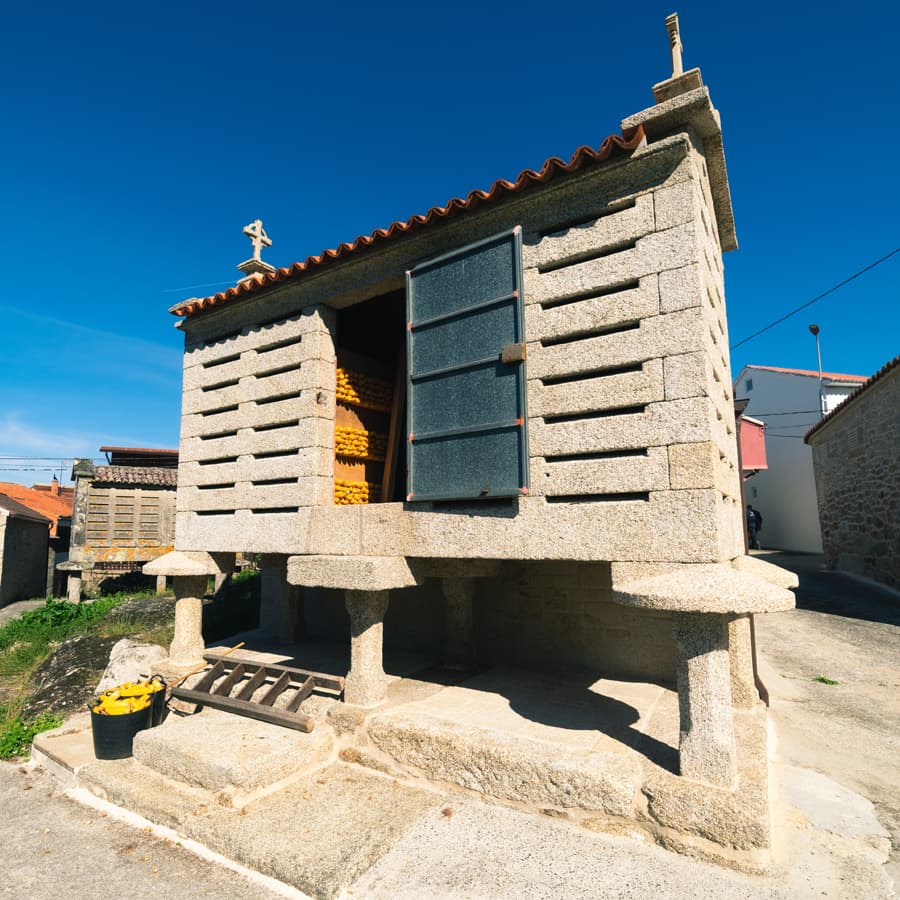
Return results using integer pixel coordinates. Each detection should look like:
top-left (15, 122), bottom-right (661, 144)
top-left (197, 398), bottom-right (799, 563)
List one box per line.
top-left (303, 562), bottom-right (675, 682)
top-left (0, 514), bottom-right (49, 605)
top-left (809, 365), bottom-right (899, 588)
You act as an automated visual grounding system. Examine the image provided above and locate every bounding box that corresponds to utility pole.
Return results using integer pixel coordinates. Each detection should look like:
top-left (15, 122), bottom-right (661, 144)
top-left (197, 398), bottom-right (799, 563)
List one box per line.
top-left (809, 324), bottom-right (825, 415)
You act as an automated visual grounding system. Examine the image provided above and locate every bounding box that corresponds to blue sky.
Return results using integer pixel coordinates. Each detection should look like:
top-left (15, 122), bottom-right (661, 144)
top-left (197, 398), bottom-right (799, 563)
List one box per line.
top-left (1, 1), bottom-right (897, 485)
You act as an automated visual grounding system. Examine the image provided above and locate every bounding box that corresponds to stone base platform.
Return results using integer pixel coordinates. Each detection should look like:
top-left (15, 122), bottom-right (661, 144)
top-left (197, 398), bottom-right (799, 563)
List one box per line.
top-left (344, 666), bottom-right (773, 871)
top-left (32, 660), bottom-right (773, 876)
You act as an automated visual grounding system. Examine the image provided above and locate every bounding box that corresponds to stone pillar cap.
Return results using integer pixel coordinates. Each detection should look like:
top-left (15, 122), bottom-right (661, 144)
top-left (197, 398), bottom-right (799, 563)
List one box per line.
top-left (611, 563), bottom-right (795, 614)
top-left (143, 551), bottom-right (222, 577)
top-left (731, 554), bottom-right (799, 590)
top-left (287, 555), bottom-right (422, 591)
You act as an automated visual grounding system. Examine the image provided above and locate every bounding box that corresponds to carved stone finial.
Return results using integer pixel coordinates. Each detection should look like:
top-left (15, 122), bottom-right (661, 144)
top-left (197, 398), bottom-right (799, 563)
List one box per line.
top-left (651, 13), bottom-right (703, 104)
top-left (666, 13), bottom-right (683, 78)
top-left (237, 218), bottom-right (276, 281)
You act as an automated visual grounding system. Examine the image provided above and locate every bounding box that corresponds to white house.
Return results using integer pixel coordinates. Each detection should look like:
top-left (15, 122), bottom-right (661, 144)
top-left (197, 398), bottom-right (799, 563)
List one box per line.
top-left (733, 365), bottom-right (868, 553)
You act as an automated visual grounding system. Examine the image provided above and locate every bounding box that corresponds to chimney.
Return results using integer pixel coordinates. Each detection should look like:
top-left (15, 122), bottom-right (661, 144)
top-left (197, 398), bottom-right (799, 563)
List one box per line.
top-left (50, 476), bottom-right (59, 496)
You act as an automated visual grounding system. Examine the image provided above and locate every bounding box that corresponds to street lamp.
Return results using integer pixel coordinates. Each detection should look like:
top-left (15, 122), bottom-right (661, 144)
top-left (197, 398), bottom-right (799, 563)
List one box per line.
top-left (809, 324), bottom-right (825, 416)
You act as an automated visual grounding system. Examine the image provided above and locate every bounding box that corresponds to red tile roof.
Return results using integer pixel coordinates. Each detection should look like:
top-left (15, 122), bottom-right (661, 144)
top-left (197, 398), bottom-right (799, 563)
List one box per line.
top-left (172, 126), bottom-right (647, 320)
top-left (805, 355), bottom-right (900, 442)
top-left (99, 446), bottom-right (179, 456)
top-left (744, 365), bottom-right (868, 383)
top-left (0, 482), bottom-right (73, 535)
top-left (0, 494), bottom-right (52, 526)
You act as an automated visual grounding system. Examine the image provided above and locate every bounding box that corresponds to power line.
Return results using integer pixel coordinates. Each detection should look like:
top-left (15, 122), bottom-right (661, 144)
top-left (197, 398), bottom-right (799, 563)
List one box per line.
top-left (730, 247), bottom-right (900, 351)
top-left (741, 409), bottom-right (821, 416)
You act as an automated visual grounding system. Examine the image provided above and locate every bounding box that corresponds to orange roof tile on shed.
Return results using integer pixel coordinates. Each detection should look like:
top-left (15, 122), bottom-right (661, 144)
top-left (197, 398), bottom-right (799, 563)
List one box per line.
top-left (744, 365), bottom-right (868, 383)
top-left (0, 482), bottom-right (73, 536)
top-left (172, 126), bottom-right (647, 319)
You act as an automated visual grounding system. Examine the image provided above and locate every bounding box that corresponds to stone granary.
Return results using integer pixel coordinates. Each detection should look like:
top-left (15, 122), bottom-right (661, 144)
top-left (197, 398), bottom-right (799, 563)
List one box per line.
top-left (146, 19), bottom-right (795, 864)
top-left (62, 446), bottom-right (178, 600)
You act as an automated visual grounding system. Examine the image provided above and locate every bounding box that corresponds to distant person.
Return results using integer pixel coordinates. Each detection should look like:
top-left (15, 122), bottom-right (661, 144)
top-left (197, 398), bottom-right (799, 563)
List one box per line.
top-left (747, 504), bottom-right (763, 550)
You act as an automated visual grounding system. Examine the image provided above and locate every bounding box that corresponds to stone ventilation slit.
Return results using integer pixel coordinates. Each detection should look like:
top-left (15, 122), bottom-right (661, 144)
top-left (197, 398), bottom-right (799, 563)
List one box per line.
top-left (199, 429), bottom-right (239, 441)
top-left (536, 197), bottom-right (637, 238)
top-left (546, 492), bottom-right (650, 504)
top-left (541, 361), bottom-right (644, 387)
top-left (249, 312), bottom-right (301, 331)
top-left (200, 403), bottom-right (239, 418)
top-left (196, 328), bottom-right (241, 351)
top-left (252, 477), bottom-right (296, 487)
top-left (198, 455), bottom-right (238, 466)
top-left (257, 334), bottom-right (302, 355)
top-left (202, 352), bottom-right (241, 370)
top-left (197, 482), bottom-right (235, 491)
top-left (537, 238), bottom-right (638, 275)
top-left (543, 404), bottom-right (646, 425)
top-left (540, 320), bottom-right (640, 348)
top-left (195, 510), bottom-right (232, 517)
top-left (251, 507), bottom-right (299, 515)
top-left (257, 362), bottom-right (299, 379)
top-left (543, 448), bottom-right (649, 463)
top-left (254, 419), bottom-right (300, 434)
top-left (254, 448), bottom-right (299, 461)
top-left (201, 377), bottom-right (240, 393)
top-left (540, 279), bottom-right (640, 311)
top-left (256, 390), bottom-right (302, 407)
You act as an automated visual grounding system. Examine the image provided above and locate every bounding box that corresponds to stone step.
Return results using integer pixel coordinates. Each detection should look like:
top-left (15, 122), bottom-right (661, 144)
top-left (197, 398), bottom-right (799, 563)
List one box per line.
top-left (132, 708), bottom-right (335, 806)
top-left (365, 710), bottom-right (642, 817)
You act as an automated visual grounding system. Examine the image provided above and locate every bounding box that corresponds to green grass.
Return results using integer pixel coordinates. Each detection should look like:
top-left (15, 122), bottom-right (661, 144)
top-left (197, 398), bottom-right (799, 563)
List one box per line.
top-left (813, 675), bottom-right (839, 685)
top-left (0, 593), bottom-right (142, 679)
top-left (0, 703), bottom-right (62, 758)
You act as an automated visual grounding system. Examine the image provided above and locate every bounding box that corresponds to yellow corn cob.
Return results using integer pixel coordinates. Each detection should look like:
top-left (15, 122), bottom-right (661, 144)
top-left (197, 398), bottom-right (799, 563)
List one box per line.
top-left (335, 368), bottom-right (392, 411)
top-left (334, 479), bottom-right (376, 505)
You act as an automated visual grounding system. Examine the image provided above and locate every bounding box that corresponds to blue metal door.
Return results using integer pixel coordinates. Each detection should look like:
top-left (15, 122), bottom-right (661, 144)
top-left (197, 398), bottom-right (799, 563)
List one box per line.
top-left (406, 227), bottom-right (528, 501)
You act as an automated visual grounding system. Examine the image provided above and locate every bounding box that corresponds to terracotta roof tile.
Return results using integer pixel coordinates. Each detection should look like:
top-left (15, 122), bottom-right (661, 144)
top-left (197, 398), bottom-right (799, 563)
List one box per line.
top-left (0, 494), bottom-right (52, 525)
top-left (172, 126), bottom-right (646, 319)
top-left (93, 466), bottom-right (178, 487)
top-left (744, 365), bottom-right (868, 383)
top-left (0, 483), bottom-right (73, 535)
top-left (805, 355), bottom-right (900, 442)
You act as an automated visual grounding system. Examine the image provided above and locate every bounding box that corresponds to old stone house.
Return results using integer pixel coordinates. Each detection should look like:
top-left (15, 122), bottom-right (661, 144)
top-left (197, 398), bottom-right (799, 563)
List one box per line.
top-left (145, 27), bottom-right (796, 865)
top-left (62, 447), bottom-right (177, 600)
top-left (806, 355), bottom-right (899, 588)
top-left (0, 496), bottom-right (52, 605)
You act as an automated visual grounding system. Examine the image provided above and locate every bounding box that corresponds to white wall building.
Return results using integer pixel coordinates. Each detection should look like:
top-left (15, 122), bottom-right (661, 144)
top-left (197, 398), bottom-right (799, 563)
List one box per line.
top-left (733, 365), bottom-right (867, 553)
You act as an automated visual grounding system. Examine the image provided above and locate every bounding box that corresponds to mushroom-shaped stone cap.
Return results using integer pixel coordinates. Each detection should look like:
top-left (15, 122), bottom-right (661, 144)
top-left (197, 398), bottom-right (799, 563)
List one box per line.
top-left (611, 563), bottom-right (795, 614)
top-left (288, 555), bottom-right (422, 591)
top-left (143, 551), bottom-right (220, 577)
top-left (731, 554), bottom-right (799, 590)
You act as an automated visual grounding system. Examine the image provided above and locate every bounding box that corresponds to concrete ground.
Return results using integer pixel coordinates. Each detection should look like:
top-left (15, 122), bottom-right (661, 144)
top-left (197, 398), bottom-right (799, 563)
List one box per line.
top-left (14, 552), bottom-right (899, 898)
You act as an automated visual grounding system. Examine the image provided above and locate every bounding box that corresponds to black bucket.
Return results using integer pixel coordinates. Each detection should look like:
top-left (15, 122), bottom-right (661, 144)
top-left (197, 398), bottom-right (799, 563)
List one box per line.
top-left (91, 704), bottom-right (153, 760)
top-left (149, 675), bottom-right (167, 727)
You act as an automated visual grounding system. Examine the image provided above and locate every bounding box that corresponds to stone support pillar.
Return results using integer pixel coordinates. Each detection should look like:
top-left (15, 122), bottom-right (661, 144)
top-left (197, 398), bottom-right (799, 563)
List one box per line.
top-left (728, 614), bottom-right (758, 709)
top-left (442, 577), bottom-right (476, 670)
top-left (66, 573), bottom-right (82, 605)
top-left (673, 612), bottom-right (737, 787)
top-left (344, 590), bottom-right (390, 707)
top-left (260, 555), bottom-right (304, 642)
top-left (155, 574), bottom-right (167, 595)
top-left (213, 572), bottom-right (230, 596)
top-left (169, 574), bottom-right (207, 667)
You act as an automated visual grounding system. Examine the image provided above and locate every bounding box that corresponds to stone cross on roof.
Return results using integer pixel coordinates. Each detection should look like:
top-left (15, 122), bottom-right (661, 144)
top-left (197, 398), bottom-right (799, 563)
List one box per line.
top-left (243, 219), bottom-right (272, 262)
top-left (236, 218), bottom-right (276, 281)
top-left (652, 12), bottom-right (703, 104)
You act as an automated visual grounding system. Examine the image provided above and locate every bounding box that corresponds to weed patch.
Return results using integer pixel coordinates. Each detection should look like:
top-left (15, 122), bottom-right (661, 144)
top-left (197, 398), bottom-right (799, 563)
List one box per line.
top-left (0, 703), bottom-right (62, 759)
top-left (812, 675), bottom-right (839, 685)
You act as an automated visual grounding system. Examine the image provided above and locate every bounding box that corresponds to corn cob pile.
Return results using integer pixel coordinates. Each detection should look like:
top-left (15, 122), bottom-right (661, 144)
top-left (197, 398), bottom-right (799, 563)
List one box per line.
top-left (92, 679), bottom-right (164, 716)
top-left (335, 367), bottom-right (392, 411)
top-left (334, 425), bottom-right (387, 460)
top-left (334, 479), bottom-right (378, 505)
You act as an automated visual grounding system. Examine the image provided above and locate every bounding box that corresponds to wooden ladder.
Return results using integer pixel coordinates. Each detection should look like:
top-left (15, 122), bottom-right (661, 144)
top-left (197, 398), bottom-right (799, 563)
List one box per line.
top-left (170, 653), bottom-right (344, 732)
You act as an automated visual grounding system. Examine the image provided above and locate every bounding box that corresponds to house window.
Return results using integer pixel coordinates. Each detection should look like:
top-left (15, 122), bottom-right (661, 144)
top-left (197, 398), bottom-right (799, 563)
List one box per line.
top-left (745, 378), bottom-right (753, 391)
top-left (406, 227), bottom-right (528, 501)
